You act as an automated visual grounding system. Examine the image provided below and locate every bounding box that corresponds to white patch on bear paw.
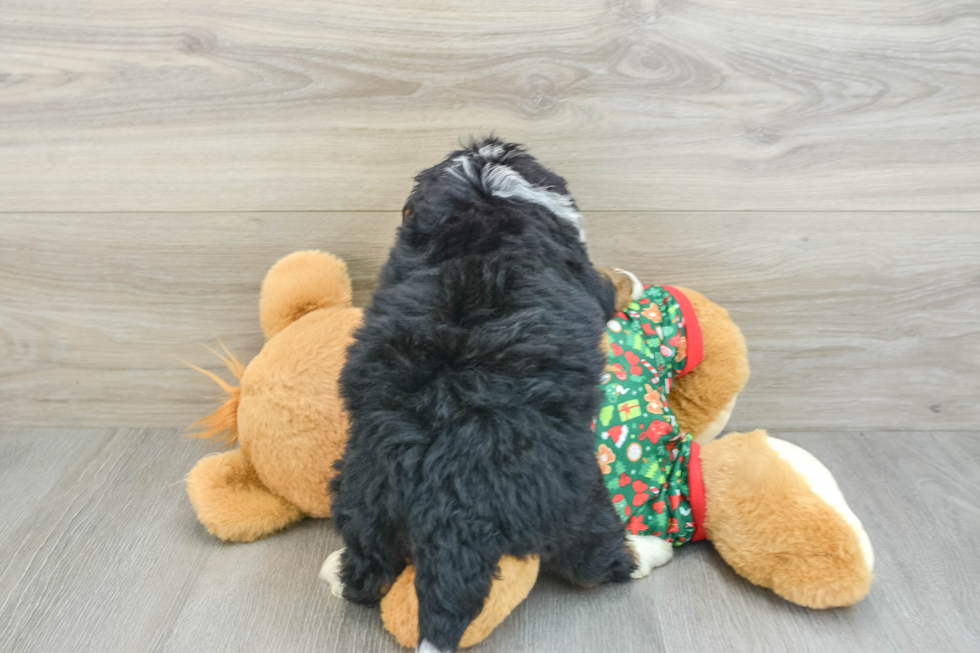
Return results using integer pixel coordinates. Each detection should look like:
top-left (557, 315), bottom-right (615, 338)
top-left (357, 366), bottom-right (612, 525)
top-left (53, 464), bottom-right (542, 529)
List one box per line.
top-left (766, 437), bottom-right (874, 573)
top-left (627, 534), bottom-right (673, 578)
top-left (319, 548), bottom-right (346, 598)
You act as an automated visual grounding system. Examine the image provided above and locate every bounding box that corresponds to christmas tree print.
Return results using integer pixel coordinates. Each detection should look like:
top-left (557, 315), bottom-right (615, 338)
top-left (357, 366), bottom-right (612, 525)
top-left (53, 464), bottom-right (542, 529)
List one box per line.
top-left (593, 285), bottom-right (699, 547)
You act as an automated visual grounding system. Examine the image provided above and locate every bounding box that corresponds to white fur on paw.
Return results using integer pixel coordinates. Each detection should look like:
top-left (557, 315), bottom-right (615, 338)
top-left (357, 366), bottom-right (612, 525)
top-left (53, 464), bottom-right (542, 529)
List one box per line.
top-left (766, 437), bottom-right (874, 572)
top-left (627, 534), bottom-right (673, 578)
top-left (417, 640), bottom-right (450, 653)
top-left (613, 268), bottom-right (643, 301)
top-left (319, 548), bottom-right (346, 598)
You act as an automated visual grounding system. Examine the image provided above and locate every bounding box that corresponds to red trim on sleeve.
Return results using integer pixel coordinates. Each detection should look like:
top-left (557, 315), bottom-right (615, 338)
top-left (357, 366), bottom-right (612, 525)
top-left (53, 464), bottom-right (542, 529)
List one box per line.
top-left (662, 285), bottom-right (703, 377)
top-left (688, 440), bottom-right (708, 542)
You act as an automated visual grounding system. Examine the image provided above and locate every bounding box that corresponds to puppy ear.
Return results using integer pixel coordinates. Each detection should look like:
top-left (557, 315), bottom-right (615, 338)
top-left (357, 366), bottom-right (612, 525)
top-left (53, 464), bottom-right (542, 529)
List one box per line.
top-left (596, 267), bottom-right (640, 312)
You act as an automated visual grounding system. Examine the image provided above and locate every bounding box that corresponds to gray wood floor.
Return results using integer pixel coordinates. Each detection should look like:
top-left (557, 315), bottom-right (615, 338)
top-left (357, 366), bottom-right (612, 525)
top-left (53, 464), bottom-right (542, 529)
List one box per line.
top-left (0, 428), bottom-right (977, 653)
top-left (2, 0), bottom-right (979, 651)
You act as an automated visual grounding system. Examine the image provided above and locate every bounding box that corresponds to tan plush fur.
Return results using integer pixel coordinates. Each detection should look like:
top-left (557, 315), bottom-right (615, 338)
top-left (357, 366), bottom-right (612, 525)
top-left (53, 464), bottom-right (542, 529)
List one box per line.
top-left (381, 556), bottom-right (541, 649)
top-left (667, 286), bottom-right (750, 443)
top-left (700, 430), bottom-right (872, 608)
top-left (187, 449), bottom-right (305, 542)
top-left (259, 250), bottom-right (353, 339)
top-left (238, 305), bottom-right (361, 518)
top-left (186, 250), bottom-right (360, 538)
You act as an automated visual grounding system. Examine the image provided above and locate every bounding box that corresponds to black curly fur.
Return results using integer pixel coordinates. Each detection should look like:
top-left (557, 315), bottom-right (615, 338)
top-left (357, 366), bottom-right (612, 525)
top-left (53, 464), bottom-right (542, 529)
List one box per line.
top-left (330, 138), bottom-right (635, 652)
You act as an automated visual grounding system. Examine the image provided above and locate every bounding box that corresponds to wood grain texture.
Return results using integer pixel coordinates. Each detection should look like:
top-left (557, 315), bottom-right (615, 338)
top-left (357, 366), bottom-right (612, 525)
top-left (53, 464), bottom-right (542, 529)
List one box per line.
top-left (586, 213), bottom-right (980, 432)
top-left (0, 213), bottom-right (398, 429)
top-left (2, 2), bottom-right (977, 650)
top-left (2, 213), bottom-right (977, 431)
top-left (2, 0), bottom-right (979, 211)
top-left (0, 429), bottom-right (977, 653)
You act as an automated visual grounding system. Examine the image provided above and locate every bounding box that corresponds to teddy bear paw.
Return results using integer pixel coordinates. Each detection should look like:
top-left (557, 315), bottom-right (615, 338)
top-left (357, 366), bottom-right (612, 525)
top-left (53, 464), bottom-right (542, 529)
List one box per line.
top-left (627, 534), bottom-right (673, 578)
top-left (319, 548), bottom-right (346, 598)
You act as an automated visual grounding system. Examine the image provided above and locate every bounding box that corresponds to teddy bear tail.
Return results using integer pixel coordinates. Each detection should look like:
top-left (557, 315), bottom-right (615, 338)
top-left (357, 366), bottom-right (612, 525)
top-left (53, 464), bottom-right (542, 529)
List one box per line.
top-left (187, 448), bottom-right (305, 542)
top-left (185, 342), bottom-right (245, 448)
top-left (259, 250), bottom-right (353, 340)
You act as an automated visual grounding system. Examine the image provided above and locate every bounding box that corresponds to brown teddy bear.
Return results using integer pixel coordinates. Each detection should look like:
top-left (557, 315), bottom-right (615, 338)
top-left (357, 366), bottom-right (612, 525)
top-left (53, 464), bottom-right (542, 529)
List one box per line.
top-left (185, 250), bottom-right (543, 643)
top-left (185, 250), bottom-right (361, 542)
top-left (185, 252), bottom-right (872, 650)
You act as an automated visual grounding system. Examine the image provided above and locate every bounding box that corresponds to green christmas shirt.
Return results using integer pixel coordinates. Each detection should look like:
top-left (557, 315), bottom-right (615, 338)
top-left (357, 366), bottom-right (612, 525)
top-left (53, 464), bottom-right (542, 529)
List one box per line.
top-left (593, 285), bottom-right (702, 545)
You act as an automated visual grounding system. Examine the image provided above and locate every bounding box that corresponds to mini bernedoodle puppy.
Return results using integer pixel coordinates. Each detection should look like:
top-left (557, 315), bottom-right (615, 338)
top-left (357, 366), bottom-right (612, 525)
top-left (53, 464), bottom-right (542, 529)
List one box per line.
top-left (322, 138), bottom-right (662, 653)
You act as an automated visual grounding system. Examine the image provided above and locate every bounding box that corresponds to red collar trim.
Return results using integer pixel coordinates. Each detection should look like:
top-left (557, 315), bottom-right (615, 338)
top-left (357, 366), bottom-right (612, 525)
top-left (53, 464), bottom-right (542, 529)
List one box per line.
top-left (661, 286), bottom-right (704, 378)
top-left (688, 440), bottom-right (708, 542)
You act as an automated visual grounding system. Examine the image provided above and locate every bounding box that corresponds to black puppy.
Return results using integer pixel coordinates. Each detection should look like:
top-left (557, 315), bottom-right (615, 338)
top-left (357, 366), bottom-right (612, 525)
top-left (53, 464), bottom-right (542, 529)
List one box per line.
top-left (322, 139), bottom-right (657, 653)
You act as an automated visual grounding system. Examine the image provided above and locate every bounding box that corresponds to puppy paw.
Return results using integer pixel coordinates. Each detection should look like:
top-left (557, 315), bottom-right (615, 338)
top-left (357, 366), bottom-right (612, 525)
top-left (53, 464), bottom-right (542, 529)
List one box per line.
top-left (319, 548), bottom-right (346, 598)
top-left (627, 534), bottom-right (673, 578)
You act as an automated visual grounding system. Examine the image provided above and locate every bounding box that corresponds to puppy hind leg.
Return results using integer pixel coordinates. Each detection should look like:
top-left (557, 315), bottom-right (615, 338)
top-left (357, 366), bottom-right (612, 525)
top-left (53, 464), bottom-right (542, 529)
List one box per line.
top-left (544, 528), bottom-right (637, 587)
top-left (322, 516), bottom-right (407, 606)
top-left (544, 485), bottom-right (637, 586)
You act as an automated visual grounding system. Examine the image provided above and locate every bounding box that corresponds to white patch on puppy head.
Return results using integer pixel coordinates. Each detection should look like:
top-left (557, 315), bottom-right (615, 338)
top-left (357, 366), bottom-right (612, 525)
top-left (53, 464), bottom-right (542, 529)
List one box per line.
top-left (478, 143), bottom-right (506, 161)
top-left (319, 548), bottom-right (346, 598)
top-left (482, 164), bottom-right (583, 233)
top-left (627, 533), bottom-right (673, 578)
top-left (449, 154), bottom-right (478, 185)
top-left (448, 154), bottom-right (586, 242)
top-left (417, 640), bottom-right (450, 653)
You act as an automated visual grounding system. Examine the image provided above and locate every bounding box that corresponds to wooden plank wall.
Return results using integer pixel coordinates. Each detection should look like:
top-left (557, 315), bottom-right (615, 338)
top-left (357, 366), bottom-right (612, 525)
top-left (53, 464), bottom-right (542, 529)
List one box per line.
top-left (1, 0), bottom-right (978, 431)
top-left (2, 214), bottom-right (977, 430)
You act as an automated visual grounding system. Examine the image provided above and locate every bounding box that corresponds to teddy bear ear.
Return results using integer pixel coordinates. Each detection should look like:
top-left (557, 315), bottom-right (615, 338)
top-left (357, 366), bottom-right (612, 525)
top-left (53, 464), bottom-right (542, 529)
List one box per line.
top-left (259, 250), bottom-right (353, 339)
top-left (596, 267), bottom-right (641, 312)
